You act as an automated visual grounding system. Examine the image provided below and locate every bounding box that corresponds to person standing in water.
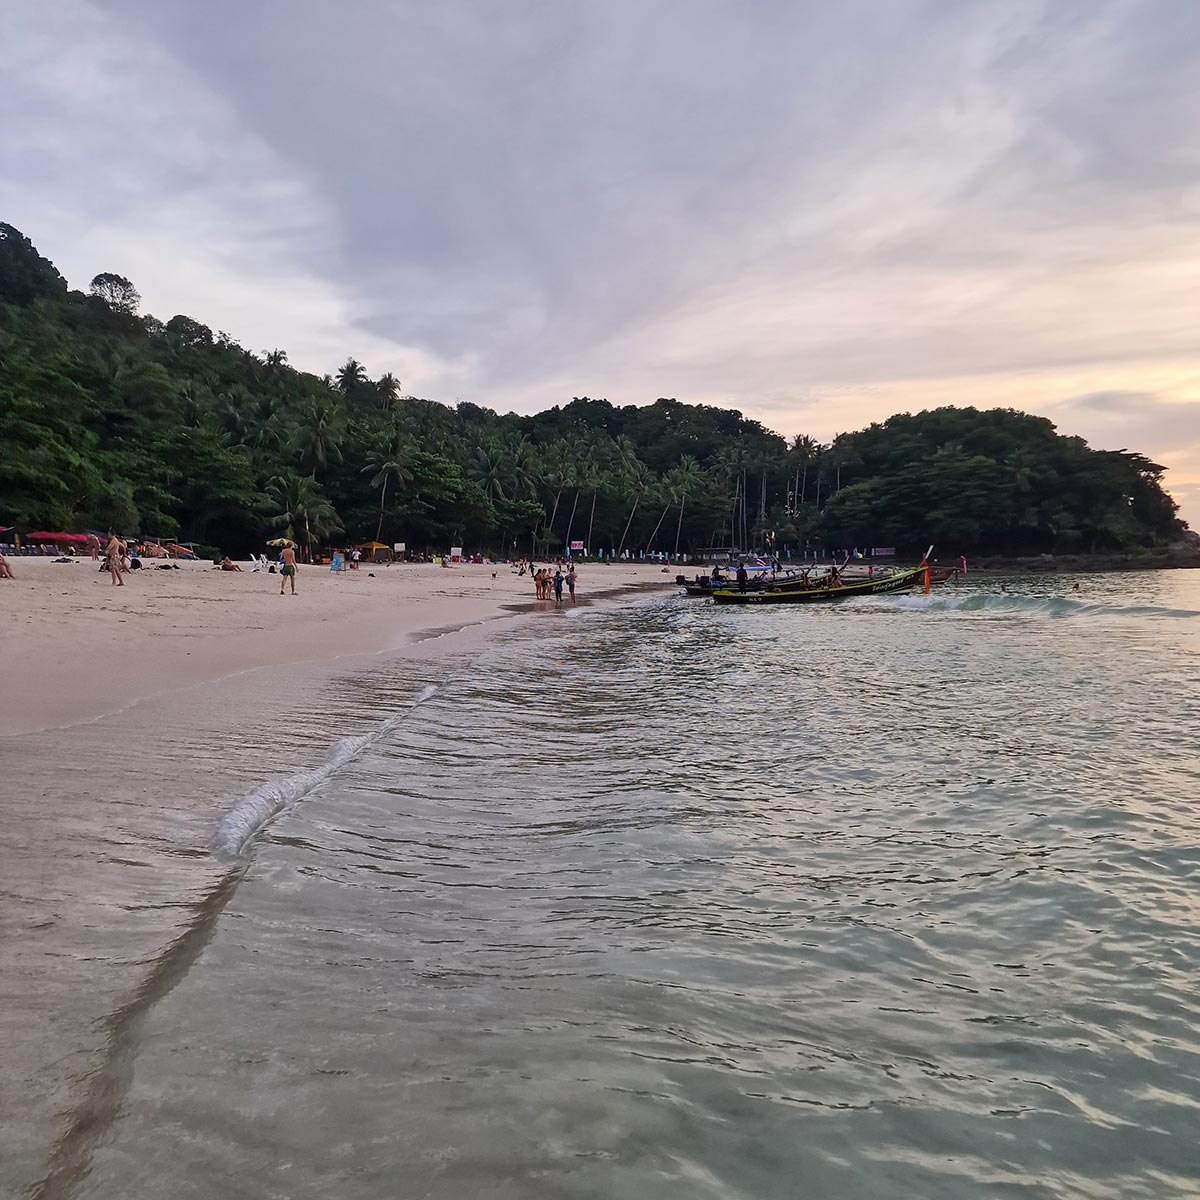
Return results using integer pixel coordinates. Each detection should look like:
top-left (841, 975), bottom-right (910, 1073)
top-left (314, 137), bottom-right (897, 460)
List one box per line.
top-left (553, 568), bottom-right (564, 605)
top-left (280, 543), bottom-right (298, 595)
top-left (567, 565), bottom-right (577, 604)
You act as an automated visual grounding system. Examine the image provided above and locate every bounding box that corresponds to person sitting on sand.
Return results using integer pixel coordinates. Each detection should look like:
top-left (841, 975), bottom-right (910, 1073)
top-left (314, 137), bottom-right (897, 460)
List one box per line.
top-left (221, 556), bottom-right (243, 572)
top-left (104, 534), bottom-right (124, 587)
top-left (279, 544), bottom-right (298, 594)
top-left (0, 550), bottom-right (13, 580)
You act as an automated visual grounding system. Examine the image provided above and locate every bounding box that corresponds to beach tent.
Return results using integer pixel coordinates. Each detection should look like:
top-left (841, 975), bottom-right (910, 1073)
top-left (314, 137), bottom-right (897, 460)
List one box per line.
top-left (361, 541), bottom-right (391, 563)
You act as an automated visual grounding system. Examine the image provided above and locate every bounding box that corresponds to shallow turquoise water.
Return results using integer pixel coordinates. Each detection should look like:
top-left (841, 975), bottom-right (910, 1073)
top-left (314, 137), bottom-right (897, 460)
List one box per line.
top-left (68, 573), bottom-right (1200, 1198)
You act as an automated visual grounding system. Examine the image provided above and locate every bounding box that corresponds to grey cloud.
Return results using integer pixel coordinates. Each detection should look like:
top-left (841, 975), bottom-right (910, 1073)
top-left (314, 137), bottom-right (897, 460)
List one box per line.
top-left (1047, 391), bottom-right (1200, 461)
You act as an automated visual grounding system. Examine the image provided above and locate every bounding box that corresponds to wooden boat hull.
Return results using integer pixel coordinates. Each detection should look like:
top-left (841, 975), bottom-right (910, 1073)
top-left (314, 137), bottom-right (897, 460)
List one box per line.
top-left (711, 564), bottom-right (929, 605)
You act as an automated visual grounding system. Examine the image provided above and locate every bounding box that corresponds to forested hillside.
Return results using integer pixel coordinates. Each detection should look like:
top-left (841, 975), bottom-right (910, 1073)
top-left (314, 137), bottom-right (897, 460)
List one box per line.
top-left (0, 223), bottom-right (1183, 558)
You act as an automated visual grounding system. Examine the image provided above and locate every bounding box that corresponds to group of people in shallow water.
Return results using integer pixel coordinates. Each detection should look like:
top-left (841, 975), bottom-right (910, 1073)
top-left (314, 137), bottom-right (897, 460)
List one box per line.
top-left (523, 561), bottom-right (577, 604)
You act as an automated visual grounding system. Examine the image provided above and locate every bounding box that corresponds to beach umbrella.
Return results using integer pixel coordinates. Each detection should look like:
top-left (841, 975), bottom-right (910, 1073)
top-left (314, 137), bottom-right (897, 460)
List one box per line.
top-left (266, 538), bottom-right (294, 547)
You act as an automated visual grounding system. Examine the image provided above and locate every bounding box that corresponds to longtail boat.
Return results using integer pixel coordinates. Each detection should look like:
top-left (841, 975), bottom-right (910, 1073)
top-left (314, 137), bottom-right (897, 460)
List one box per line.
top-left (711, 562), bottom-right (930, 605)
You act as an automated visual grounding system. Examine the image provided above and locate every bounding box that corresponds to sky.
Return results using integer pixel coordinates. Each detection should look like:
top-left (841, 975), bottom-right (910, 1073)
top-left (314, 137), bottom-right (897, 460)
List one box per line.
top-left (3, 0), bottom-right (1199, 524)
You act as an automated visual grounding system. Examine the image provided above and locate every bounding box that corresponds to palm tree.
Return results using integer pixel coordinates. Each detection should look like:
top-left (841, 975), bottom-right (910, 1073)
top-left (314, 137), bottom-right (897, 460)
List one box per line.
top-left (812, 444), bottom-right (829, 508)
top-left (583, 436), bottom-right (615, 554)
top-left (247, 395), bottom-right (289, 454)
top-left (362, 437), bottom-right (415, 542)
top-left (668, 455), bottom-right (703, 560)
top-left (827, 433), bottom-right (861, 492)
top-left (471, 442), bottom-right (508, 500)
top-left (336, 358), bottom-right (367, 398)
top-left (265, 473), bottom-right (342, 550)
top-left (297, 399), bottom-right (343, 477)
top-left (540, 440), bottom-right (573, 539)
top-left (509, 437), bottom-right (540, 501)
top-left (616, 460), bottom-right (655, 556)
top-left (789, 434), bottom-right (819, 508)
top-left (376, 373), bottom-right (400, 411)
top-left (645, 479), bottom-right (674, 549)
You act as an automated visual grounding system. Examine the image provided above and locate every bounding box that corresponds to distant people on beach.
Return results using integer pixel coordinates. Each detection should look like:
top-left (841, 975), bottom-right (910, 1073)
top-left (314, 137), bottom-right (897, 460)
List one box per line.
top-left (86, 532), bottom-right (101, 561)
top-left (279, 544), bottom-right (298, 594)
top-left (0, 550), bottom-right (13, 580)
top-left (553, 568), bottom-right (564, 604)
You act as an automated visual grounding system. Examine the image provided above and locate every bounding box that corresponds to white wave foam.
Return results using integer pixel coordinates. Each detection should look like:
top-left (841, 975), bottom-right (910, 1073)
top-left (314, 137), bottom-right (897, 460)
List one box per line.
top-left (877, 593), bottom-right (1200, 619)
top-left (209, 683), bottom-right (438, 860)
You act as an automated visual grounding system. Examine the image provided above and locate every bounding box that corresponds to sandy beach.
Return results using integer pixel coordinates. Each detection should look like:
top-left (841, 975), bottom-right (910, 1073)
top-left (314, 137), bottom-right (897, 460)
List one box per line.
top-left (0, 558), bottom-right (670, 737)
top-left (0, 555), bottom-right (672, 1192)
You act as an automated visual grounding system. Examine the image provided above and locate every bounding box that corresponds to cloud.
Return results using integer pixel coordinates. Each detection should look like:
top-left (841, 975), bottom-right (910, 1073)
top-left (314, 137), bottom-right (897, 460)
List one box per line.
top-left (5, 0), bottom-right (1200, 521)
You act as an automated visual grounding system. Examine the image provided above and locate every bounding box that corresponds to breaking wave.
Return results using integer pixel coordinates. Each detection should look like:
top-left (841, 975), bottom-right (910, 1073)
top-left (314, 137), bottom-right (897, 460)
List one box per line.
top-left (209, 683), bottom-right (438, 859)
top-left (876, 593), bottom-right (1200, 620)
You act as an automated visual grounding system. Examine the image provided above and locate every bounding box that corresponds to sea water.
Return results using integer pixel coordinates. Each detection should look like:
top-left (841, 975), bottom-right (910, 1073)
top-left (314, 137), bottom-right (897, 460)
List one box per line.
top-left (20, 572), bottom-right (1200, 1199)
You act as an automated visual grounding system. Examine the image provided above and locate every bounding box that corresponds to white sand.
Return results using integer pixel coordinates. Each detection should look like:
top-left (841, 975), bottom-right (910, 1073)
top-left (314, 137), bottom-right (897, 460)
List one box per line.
top-left (0, 557), bottom-right (674, 736)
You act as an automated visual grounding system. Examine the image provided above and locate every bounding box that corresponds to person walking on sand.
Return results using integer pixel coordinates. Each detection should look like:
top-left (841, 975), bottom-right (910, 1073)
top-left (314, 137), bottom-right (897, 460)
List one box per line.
top-left (279, 543), bottom-right (298, 595)
top-left (104, 533), bottom-right (124, 586)
top-left (567, 565), bottom-right (576, 604)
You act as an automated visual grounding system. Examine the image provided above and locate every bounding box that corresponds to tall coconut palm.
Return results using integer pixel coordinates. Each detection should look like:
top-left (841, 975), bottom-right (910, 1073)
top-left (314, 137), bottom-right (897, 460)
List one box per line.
top-left (362, 436), bottom-right (415, 542)
top-left (376, 372), bottom-right (400, 411)
top-left (827, 433), bottom-right (861, 493)
top-left (297, 399), bottom-right (343, 477)
top-left (617, 459), bottom-right (655, 556)
top-left (509, 437), bottom-right (540, 501)
top-left (471, 442), bottom-right (508, 501)
top-left (565, 450), bottom-right (604, 553)
top-left (789, 434), bottom-right (819, 508)
top-left (583, 451), bottom-right (613, 555)
top-left (540, 440), bottom-right (573, 538)
top-left (247, 395), bottom-right (289, 454)
top-left (668, 455), bottom-right (703, 559)
top-left (265, 472), bottom-right (342, 548)
top-left (263, 349), bottom-right (288, 390)
top-left (644, 479), bottom-right (674, 549)
top-left (336, 358), bottom-right (367, 399)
